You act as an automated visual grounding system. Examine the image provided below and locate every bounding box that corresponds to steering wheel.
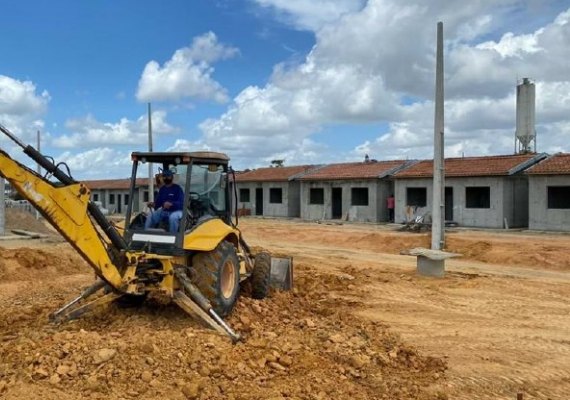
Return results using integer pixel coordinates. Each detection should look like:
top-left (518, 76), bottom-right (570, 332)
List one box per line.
top-left (188, 191), bottom-right (223, 215)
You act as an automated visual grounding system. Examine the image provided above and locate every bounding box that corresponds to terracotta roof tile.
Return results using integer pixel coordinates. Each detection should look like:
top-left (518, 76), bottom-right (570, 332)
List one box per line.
top-left (526, 153), bottom-right (570, 175)
top-left (299, 160), bottom-right (407, 181)
top-left (83, 178), bottom-right (149, 190)
top-left (235, 165), bottom-right (316, 182)
top-left (395, 154), bottom-right (538, 178)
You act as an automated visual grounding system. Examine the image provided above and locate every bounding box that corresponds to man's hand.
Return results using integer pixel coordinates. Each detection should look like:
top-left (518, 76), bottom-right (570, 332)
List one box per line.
top-left (163, 201), bottom-right (172, 209)
top-left (147, 201), bottom-right (155, 208)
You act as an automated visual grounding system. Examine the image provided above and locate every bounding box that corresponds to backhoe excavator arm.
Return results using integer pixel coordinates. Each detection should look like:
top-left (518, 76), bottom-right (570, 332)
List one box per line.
top-left (0, 124), bottom-right (244, 342)
top-left (0, 124), bottom-right (125, 288)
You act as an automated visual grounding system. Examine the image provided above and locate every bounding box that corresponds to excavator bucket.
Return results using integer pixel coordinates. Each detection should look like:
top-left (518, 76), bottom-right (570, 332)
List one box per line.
top-left (269, 256), bottom-right (293, 290)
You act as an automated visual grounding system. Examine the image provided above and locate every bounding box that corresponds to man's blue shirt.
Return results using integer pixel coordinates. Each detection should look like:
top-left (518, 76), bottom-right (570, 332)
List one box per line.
top-left (155, 184), bottom-right (184, 211)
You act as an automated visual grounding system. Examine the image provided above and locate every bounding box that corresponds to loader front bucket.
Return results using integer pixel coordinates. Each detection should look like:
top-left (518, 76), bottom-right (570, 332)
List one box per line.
top-left (269, 256), bottom-right (293, 290)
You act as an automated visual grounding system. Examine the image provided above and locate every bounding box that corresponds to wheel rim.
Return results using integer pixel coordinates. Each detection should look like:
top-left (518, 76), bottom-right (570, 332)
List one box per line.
top-left (221, 259), bottom-right (236, 299)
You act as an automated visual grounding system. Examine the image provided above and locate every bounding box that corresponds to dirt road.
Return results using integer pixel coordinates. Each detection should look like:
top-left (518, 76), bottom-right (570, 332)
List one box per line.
top-left (240, 218), bottom-right (570, 400)
top-left (0, 216), bottom-right (568, 399)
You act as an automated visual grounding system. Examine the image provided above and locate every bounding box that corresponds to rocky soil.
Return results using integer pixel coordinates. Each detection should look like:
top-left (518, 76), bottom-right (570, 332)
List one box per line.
top-left (0, 243), bottom-right (446, 400)
top-left (3, 213), bottom-right (568, 399)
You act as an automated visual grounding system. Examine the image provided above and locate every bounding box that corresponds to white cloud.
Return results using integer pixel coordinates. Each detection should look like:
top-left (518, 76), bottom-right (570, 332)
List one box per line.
top-left (183, 31), bottom-right (240, 63)
top-left (449, 8), bottom-right (570, 97)
top-left (0, 75), bottom-right (50, 143)
top-left (259, 138), bottom-right (330, 167)
top-left (477, 31), bottom-right (543, 58)
top-left (0, 75), bottom-right (50, 116)
top-left (167, 138), bottom-right (211, 152)
top-left (52, 110), bottom-right (177, 148)
top-left (136, 31), bottom-right (238, 103)
top-left (57, 148), bottom-right (132, 179)
top-left (252, 0), bottom-right (365, 31)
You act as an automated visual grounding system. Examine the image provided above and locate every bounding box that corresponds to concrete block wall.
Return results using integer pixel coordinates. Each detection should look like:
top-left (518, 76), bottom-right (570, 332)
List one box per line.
top-left (99, 188), bottom-right (147, 215)
top-left (394, 178), bottom-right (432, 224)
top-left (300, 180), bottom-right (380, 222)
top-left (235, 182), bottom-right (257, 214)
top-left (264, 182), bottom-right (291, 217)
top-left (451, 177), bottom-right (504, 228)
top-left (235, 182), bottom-right (294, 218)
top-left (395, 177), bottom-right (512, 228)
top-left (529, 175), bottom-right (570, 231)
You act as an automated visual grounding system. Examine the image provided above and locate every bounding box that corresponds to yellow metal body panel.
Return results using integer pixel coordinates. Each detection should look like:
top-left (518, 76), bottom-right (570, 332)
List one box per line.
top-left (0, 152), bottom-right (124, 288)
top-left (183, 218), bottom-right (239, 251)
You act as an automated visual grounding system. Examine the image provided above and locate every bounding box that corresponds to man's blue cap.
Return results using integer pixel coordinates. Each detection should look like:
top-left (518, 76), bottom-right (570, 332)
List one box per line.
top-left (162, 169), bottom-right (173, 177)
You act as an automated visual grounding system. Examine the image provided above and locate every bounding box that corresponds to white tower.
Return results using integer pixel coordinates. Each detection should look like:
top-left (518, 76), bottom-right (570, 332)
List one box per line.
top-left (515, 78), bottom-right (536, 154)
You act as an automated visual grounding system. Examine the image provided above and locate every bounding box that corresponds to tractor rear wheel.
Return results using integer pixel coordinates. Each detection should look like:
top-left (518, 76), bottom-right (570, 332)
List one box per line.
top-left (251, 251), bottom-right (271, 299)
top-left (191, 241), bottom-right (240, 317)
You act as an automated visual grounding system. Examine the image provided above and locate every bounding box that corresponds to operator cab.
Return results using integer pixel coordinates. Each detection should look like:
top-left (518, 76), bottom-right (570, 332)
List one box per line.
top-left (123, 151), bottom-right (232, 254)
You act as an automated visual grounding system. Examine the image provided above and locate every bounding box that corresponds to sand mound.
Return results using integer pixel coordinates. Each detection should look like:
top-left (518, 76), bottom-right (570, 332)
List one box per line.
top-left (0, 246), bottom-right (86, 281)
top-left (5, 209), bottom-right (57, 236)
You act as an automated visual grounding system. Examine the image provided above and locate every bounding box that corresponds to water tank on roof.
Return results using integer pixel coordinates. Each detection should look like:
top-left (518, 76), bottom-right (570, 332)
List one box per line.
top-left (515, 77), bottom-right (536, 154)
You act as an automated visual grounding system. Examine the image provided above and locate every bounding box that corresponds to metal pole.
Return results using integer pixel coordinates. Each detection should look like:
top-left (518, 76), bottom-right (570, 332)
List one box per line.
top-left (148, 103), bottom-right (154, 202)
top-left (0, 177), bottom-right (4, 236)
top-left (431, 21), bottom-right (445, 250)
top-left (36, 130), bottom-right (41, 220)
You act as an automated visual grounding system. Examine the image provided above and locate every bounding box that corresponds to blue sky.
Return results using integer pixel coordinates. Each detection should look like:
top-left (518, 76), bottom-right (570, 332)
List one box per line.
top-left (1, 1), bottom-right (311, 142)
top-left (1, 1), bottom-right (569, 179)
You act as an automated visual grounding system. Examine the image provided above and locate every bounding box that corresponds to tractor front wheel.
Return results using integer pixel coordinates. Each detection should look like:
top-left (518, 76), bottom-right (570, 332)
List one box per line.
top-left (191, 241), bottom-right (240, 317)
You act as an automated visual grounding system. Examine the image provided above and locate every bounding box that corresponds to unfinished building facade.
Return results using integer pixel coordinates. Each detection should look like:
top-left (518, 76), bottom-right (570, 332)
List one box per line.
top-left (298, 160), bottom-right (409, 222)
top-left (85, 178), bottom-right (150, 214)
top-left (393, 154), bottom-right (547, 228)
top-left (234, 165), bottom-right (317, 218)
top-left (526, 153), bottom-right (570, 231)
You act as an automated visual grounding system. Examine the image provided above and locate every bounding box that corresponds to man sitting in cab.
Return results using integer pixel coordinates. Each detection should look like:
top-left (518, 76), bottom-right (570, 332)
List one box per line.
top-left (145, 169), bottom-right (184, 233)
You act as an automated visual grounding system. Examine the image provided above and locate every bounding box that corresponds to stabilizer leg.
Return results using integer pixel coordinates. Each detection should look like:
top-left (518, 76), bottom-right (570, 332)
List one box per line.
top-left (61, 292), bottom-right (122, 321)
top-left (50, 280), bottom-right (122, 323)
top-left (173, 291), bottom-right (227, 336)
top-left (50, 279), bottom-right (107, 321)
top-left (173, 290), bottom-right (241, 343)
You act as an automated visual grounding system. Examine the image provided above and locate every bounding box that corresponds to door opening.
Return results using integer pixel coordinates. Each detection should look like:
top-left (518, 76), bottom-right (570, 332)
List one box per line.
top-left (332, 188), bottom-right (342, 219)
top-left (255, 188), bottom-right (263, 215)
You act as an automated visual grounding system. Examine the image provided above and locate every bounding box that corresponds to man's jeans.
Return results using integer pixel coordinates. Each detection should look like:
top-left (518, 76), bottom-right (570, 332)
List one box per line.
top-left (145, 208), bottom-right (183, 233)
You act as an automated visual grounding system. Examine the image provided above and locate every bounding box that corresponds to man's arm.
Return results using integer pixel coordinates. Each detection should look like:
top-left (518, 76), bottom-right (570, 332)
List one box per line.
top-left (154, 188), bottom-right (166, 209)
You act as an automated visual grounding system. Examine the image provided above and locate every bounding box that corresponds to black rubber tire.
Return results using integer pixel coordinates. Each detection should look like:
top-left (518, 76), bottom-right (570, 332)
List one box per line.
top-left (191, 241), bottom-right (240, 317)
top-left (251, 252), bottom-right (271, 300)
top-left (115, 293), bottom-right (148, 308)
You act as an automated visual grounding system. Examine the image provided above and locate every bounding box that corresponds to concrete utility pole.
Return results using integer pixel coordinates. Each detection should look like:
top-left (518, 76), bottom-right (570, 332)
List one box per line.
top-left (431, 21), bottom-right (445, 250)
top-left (409, 22), bottom-right (456, 278)
top-left (148, 103), bottom-right (154, 202)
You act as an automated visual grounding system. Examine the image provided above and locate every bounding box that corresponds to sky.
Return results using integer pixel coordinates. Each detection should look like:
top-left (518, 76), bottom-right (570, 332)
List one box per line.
top-left (0, 0), bottom-right (569, 179)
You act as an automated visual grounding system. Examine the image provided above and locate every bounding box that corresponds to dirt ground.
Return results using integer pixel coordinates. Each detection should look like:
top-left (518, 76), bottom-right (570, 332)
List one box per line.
top-left (0, 214), bottom-right (569, 399)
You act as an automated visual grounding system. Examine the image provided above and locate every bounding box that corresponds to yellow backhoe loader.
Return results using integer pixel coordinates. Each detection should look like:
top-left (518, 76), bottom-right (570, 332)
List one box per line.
top-left (0, 123), bottom-right (292, 342)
